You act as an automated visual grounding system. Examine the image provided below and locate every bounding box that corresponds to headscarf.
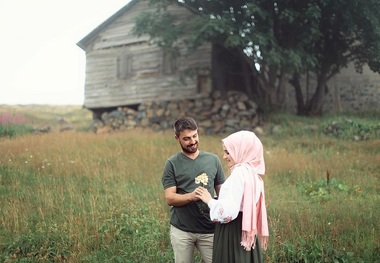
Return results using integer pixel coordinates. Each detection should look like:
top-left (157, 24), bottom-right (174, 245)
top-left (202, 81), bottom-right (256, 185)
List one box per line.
top-left (222, 130), bottom-right (269, 251)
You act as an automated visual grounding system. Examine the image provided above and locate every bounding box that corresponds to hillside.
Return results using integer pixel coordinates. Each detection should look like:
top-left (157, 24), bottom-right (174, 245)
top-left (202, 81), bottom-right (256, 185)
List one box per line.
top-left (0, 104), bottom-right (93, 133)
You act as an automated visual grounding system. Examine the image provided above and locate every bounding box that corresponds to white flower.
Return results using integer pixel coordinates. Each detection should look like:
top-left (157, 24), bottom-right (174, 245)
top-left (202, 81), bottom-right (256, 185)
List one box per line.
top-left (195, 173), bottom-right (208, 186)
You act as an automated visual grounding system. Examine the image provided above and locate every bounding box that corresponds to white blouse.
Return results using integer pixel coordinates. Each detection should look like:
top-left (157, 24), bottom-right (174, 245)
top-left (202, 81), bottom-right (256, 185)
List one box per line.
top-left (207, 165), bottom-right (262, 223)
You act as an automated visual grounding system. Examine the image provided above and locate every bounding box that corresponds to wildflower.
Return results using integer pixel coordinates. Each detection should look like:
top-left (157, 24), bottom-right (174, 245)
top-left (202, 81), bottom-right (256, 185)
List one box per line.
top-left (195, 173), bottom-right (208, 186)
top-left (195, 173), bottom-right (209, 215)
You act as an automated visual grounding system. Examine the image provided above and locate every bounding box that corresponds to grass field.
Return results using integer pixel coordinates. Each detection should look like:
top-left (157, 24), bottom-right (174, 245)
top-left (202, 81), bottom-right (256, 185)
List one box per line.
top-left (0, 105), bottom-right (379, 262)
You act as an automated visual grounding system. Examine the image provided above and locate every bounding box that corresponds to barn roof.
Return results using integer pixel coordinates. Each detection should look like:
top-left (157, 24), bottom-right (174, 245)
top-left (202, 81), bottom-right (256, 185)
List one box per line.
top-left (76, 0), bottom-right (138, 50)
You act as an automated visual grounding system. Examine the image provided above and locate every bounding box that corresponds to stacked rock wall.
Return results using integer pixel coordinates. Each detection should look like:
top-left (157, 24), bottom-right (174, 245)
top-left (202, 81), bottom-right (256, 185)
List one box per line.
top-left (91, 91), bottom-right (261, 134)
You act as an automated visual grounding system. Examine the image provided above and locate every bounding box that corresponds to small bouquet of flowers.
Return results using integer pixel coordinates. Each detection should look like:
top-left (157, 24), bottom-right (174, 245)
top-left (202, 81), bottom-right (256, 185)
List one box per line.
top-left (195, 173), bottom-right (209, 215)
top-left (195, 173), bottom-right (208, 186)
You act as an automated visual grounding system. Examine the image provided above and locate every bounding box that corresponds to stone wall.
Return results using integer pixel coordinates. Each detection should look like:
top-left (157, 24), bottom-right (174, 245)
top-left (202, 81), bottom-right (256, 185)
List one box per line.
top-left (284, 64), bottom-right (380, 113)
top-left (91, 91), bottom-right (262, 134)
top-left (327, 65), bottom-right (380, 112)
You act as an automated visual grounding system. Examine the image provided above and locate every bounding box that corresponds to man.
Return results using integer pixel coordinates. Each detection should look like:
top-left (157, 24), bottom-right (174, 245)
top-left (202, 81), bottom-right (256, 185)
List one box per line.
top-left (161, 116), bottom-right (225, 263)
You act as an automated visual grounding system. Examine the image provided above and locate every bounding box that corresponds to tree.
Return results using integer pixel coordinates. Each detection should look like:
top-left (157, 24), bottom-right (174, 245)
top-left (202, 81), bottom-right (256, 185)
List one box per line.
top-left (286, 0), bottom-right (380, 115)
top-left (133, 0), bottom-right (380, 115)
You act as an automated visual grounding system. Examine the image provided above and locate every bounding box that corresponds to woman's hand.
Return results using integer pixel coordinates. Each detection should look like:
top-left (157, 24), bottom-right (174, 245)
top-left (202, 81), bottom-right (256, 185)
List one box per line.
top-left (195, 186), bottom-right (212, 204)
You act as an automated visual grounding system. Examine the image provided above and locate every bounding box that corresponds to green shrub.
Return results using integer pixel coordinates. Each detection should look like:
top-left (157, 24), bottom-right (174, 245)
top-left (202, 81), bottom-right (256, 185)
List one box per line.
top-left (300, 178), bottom-right (361, 203)
top-left (323, 118), bottom-right (380, 140)
top-left (264, 113), bottom-right (380, 140)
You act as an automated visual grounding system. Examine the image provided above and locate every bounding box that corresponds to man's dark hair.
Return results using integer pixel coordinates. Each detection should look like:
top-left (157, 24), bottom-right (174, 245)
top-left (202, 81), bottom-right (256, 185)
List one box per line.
top-left (174, 117), bottom-right (198, 137)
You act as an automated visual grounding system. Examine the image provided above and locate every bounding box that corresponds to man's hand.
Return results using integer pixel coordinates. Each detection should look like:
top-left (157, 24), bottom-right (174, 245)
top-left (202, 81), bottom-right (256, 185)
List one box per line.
top-left (164, 186), bottom-right (200, 206)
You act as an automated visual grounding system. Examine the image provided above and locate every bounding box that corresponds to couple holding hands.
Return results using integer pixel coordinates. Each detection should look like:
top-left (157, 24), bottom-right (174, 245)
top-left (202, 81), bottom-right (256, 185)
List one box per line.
top-left (162, 117), bottom-right (269, 263)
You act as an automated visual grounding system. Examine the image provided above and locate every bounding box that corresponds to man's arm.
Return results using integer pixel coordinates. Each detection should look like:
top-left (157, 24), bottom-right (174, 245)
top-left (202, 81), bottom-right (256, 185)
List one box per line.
top-left (164, 186), bottom-right (199, 206)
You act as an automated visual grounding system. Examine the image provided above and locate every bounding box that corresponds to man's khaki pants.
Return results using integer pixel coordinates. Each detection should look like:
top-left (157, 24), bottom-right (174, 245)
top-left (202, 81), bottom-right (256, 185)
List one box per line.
top-left (170, 225), bottom-right (214, 263)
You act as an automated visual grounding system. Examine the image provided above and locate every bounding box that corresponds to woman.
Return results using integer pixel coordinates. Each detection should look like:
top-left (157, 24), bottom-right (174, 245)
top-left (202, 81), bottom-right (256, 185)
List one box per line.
top-left (195, 130), bottom-right (269, 263)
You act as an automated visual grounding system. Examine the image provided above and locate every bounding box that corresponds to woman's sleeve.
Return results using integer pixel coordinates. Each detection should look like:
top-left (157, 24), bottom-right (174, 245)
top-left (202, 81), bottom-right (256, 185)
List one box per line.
top-left (207, 168), bottom-right (245, 223)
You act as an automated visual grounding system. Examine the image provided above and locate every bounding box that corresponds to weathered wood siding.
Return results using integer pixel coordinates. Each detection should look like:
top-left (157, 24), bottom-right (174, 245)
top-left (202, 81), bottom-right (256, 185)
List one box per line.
top-left (82, 0), bottom-right (212, 109)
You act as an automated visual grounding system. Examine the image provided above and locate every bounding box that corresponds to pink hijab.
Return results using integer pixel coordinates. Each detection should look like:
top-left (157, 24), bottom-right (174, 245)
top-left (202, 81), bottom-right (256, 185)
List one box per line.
top-left (222, 130), bottom-right (269, 251)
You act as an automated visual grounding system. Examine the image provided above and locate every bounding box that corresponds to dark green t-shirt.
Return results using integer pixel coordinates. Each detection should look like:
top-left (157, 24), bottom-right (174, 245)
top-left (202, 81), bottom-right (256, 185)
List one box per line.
top-left (161, 151), bottom-right (225, 233)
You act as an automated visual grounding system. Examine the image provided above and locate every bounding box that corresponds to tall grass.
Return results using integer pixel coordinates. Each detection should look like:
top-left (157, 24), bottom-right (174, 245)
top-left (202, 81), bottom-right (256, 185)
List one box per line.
top-left (0, 111), bottom-right (379, 262)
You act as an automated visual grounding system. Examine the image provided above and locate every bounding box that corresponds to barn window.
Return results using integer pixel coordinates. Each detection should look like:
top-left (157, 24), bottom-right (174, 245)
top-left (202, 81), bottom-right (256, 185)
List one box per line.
top-left (117, 54), bottom-right (133, 79)
top-left (162, 52), bottom-right (177, 75)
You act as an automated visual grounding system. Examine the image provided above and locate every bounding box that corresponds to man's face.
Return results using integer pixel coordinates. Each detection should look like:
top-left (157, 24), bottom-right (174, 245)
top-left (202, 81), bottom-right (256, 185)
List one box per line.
top-left (176, 129), bottom-right (199, 154)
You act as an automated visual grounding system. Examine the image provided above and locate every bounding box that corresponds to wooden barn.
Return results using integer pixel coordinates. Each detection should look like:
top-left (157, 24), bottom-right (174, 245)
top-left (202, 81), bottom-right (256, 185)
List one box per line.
top-left (77, 0), bottom-right (240, 113)
top-left (77, 0), bottom-right (207, 111)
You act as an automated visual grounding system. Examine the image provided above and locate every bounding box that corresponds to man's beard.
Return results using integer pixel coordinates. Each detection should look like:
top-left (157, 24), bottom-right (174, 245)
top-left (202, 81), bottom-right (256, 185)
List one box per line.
top-left (181, 142), bottom-right (198, 154)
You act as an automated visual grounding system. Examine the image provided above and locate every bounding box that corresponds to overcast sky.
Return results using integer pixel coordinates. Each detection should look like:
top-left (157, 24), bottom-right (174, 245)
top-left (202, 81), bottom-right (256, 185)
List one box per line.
top-left (0, 0), bottom-right (130, 105)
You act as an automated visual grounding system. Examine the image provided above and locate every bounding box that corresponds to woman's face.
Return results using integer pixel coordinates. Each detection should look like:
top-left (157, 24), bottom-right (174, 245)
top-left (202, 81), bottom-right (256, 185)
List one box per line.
top-left (222, 144), bottom-right (235, 169)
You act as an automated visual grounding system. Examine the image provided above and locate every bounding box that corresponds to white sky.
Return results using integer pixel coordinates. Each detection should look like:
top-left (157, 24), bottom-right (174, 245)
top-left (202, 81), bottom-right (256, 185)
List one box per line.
top-left (0, 0), bottom-right (130, 105)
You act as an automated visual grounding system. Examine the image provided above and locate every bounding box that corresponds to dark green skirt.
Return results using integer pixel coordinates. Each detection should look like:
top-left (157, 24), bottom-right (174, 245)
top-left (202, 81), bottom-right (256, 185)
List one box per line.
top-left (212, 212), bottom-right (263, 263)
